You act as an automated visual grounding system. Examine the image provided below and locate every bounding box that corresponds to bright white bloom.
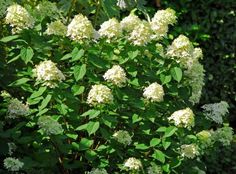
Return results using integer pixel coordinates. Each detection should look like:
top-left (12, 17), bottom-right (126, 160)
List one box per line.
top-left (67, 14), bottom-right (94, 41)
top-left (180, 144), bottom-right (199, 159)
top-left (168, 108), bottom-right (195, 129)
top-left (213, 127), bottom-right (233, 146)
top-left (45, 20), bottom-right (67, 36)
top-left (113, 130), bottom-right (132, 146)
top-left (38, 116), bottom-right (63, 135)
top-left (143, 82), bottom-right (164, 102)
top-left (184, 61), bottom-right (205, 104)
top-left (87, 84), bottom-right (113, 106)
top-left (124, 157), bottom-right (142, 170)
top-left (117, 0), bottom-right (127, 9)
top-left (103, 65), bottom-right (127, 87)
top-left (5, 4), bottom-right (34, 33)
top-left (86, 168), bottom-right (108, 174)
top-left (33, 60), bottom-right (65, 88)
top-left (4, 157), bottom-right (24, 172)
top-left (98, 18), bottom-right (122, 39)
top-left (129, 20), bottom-right (152, 46)
top-left (202, 101), bottom-right (229, 124)
top-left (193, 48), bottom-right (203, 59)
top-left (147, 164), bottom-right (162, 174)
top-left (151, 8), bottom-right (177, 26)
top-left (7, 98), bottom-right (29, 119)
top-left (120, 13), bottom-right (141, 32)
top-left (150, 24), bottom-right (168, 40)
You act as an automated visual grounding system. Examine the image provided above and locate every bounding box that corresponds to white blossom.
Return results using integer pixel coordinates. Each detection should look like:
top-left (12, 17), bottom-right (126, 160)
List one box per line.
top-left (67, 14), bottom-right (94, 41)
top-left (120, 13), bottom-right (141, 32)
top-left (45, 20), bottom-right (67, 36)
top-left (124, 157), bottom-right (142, 170)
top-left (5, 4), bottom-right (34, 33)
top-left (7, 98), bottom-right (29, 119)
top-left (86, 168), bottom-right (108, 174)
top-left (143, 82), bottom-right (164, 102)
top-left (87, 84), bottom-right (113, 106)
top-left (103, 65), bottom-right (127, 87)
top-left (213, 127), bottom-right (233, 146)
top-left (4, 157), bottom-right (24, 172)
top-left (38, 116), bottom-right (63, 135)
top-left (168, 108), bottom-right (195, 129)
top-left (113, 130), bottom-right (132, 146)
top-left (33, 60), bottom-right (65, 88)
top-left (180, 144), bottom-right (199, 159)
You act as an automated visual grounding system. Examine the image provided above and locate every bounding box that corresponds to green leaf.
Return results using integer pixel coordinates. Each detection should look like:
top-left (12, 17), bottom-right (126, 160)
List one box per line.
top-left (135, 143), bottom-right (149, 150)
top-left (72, 138), bottom-right (93, 151)
top-left (38, 94), bottom-right (52, 111)
top-left (61, 53), bottom-right (72, 60)
top-left (164, 126), bottom-right (177, 138)
top-left (81, 109), bottom-right (101, 119)
top-left (0, 35), bottom-right (19, 43)
top-left (66, 133), bottom-right (78, 140)
top-left (152, 150), bottom-right (165, 163)
top-left (156, 127), bottom-right (166, 132)
top-left (160, 74), bottom-right (172, 85)
top-left (86, 121), bottom-right (100, 136)
top-left (9, 78), bottom-right (30, 86)
top-left (150, 138), bottom-right (161, 147)
top-left (128, 50), bottom-right (139, 59)
top-left (20, 47), bottom-right (34, 64)
top-left (170, 67), bottom-right (182, 82)
top-left (74, 64), bottom-right (86, 81)
top-left (162, 141), bottom-right (171, 150)
top-left (72, 85), bottom-right (85, 95)
top-left (85, 150), bottom-right (97, 161)
top-left (132, 114), bottom-right (142, 123)
top-left (29, 87), bottom-right (47, 99)
top-left (71, 48), bottom-right (84, 62)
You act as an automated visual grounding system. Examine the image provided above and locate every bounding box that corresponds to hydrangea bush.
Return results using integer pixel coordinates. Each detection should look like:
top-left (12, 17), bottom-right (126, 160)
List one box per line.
top-left (0, 1), bottom-right (234, 173)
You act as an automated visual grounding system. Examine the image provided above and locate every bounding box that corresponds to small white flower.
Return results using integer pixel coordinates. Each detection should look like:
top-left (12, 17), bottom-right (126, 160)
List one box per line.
top-left (180, 144), bottom-right (199, 159)
top-left (5, 4), bottom-right (34, 33)
top-left (98, 18), bottom-right (122, 40)
top-left (38, 116), bottom-right (63, 135)
top-left (168, 108), bottom-right (195, 129)
top-left (45, 20), bottom-right (67, 36)
top-left (143, 82), bottom-right (164, 102)
top-left (86, 168), bottom-right (108, 174)
top-left (33, 60), bottom-right (65, 88)
top-left (103, 65), bottom-right (127, 87)
top-left (147, 164), bottom-right (162, 174)
top-left (117, 0), bottom-right (127, 10)
top-left (202, 101), bottom-right (229, 124)
top-left (124, 157), bottom-right (142, 170)
top-left (4, 157), bottom-right (24, 172)
top-left (113, 130), bottom-right (132, 146)
top-left (87, 84), bottom-right (113, 106)
top-left (7, 98), bottom-right (29, 119)
top-left (67, 14), bottom-right (94, 41)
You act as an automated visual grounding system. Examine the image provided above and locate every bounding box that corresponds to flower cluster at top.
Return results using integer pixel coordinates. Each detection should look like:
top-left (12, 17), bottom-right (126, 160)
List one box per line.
top-left (202, 101), bottom-right (229, 124)
top-left (5, 4), bottom-right (34, 33)
top-left (33, 60), bottom-right (65, 88)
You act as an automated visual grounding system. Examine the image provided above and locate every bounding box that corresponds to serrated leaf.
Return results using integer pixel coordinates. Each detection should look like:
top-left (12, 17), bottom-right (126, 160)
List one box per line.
top-left (170, 67), bottom-right (182, 82)
top-left (74, 64), bottom-right (86, 81)
top-left (86, 121), bottom-right (100, 136)
top-left (20, 47), bottom-right (34, 64)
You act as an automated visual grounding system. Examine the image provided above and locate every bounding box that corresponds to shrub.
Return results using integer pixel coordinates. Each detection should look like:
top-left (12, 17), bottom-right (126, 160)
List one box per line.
top-left (0, 1), bottom-right (234, 173)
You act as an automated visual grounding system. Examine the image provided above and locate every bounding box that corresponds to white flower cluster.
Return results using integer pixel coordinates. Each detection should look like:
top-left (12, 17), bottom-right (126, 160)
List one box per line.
top-left (113, 130), bottom-right (132, 146)
top-left (143, 82), bottom-right (164, 102)
top-left (4, 157), bottom-right (24, 172)
top-left (87, 168), bottom-right (108, 174)
top-left (196, 130), bottom-right (213, 149)
top-left (7, 98), bottom-right (29, 119)
top-left (38, 116), bottom-right (63, 135)
top-left (120, 13), bottom-right (141, 33)
top-left (147, 164), bottom-right (162, 174)
top-left (5, 4), bottom-right (34, 33)
top-left (124, 157), bottom-right (142, 170)
top-left (98, 18), bottom-right (122, 40)
top-left (45, 20), bottom-right (67, 36)
top-left (117, 0), bottom-right (128, 10)
top-left (167, 35), bottom-right (205, 104)
top-left (8, 142), bottom-right (17, 156)
top-left (213, 127), bottom-right (233, 146)
top-left (67, 14), bottom-right (94, 41)
top-left (150, 8), bottom-right (177, 40)
top-left (168, 108), bottom-right (195, 129)
top-left (33, 60), bottom-right (65, 88)
top-left (103, 65), bottom-right (127, 87)
top-left (180, 144), bottom-right (199, 159)
top-left (128, 21), bottom-right (152, 46)
top-left (87, 84), bottom-right (113, 106)
top-left (202, 101), bottom-right (229, 124)
top-left (35, 1), bottom-right (60, 20)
